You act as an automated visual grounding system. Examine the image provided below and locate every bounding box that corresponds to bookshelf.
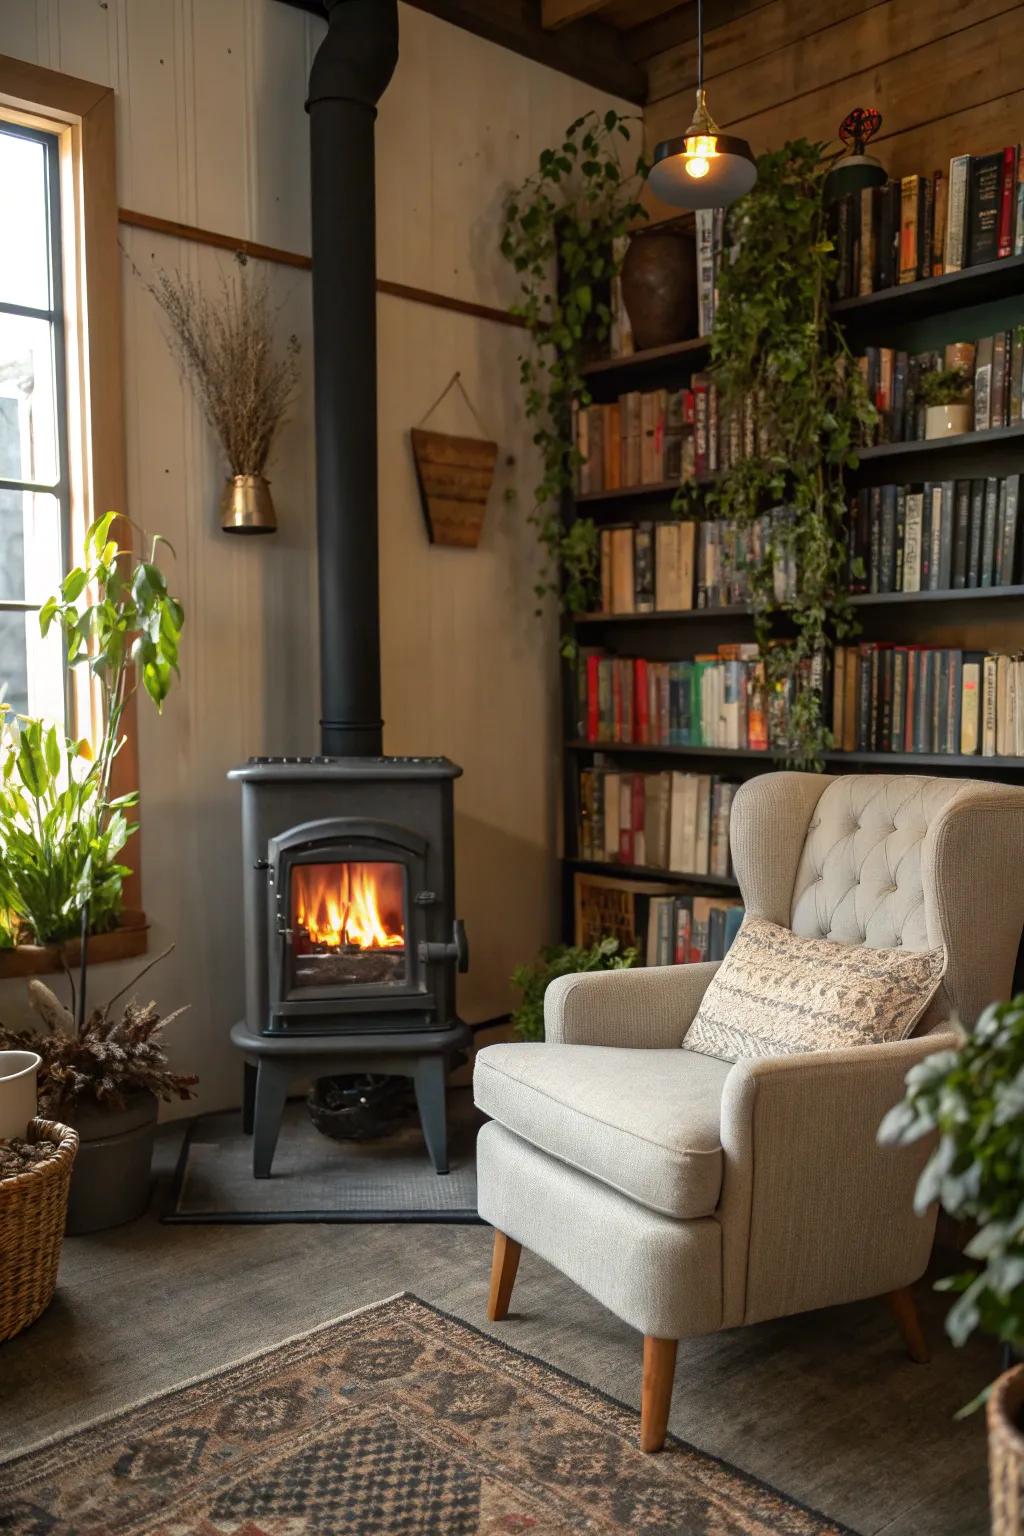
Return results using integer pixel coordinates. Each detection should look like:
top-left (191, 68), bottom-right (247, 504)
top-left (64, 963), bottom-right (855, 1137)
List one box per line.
top-left (561, 257), bottom-right (1024, 946)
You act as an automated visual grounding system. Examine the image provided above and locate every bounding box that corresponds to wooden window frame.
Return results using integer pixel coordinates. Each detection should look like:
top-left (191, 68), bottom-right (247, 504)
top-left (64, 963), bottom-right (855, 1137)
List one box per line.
top-left (0, 53), bottom-right (144, 968)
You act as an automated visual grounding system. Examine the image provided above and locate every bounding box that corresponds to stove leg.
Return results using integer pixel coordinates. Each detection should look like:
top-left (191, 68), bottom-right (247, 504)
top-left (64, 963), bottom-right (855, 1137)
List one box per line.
top-left (253, 1060), bottom-right (290, 1178)
top-left (242, 1061), bottom-right (257, 1135)
top-left (413, 1056), bottom-right (449, 1175)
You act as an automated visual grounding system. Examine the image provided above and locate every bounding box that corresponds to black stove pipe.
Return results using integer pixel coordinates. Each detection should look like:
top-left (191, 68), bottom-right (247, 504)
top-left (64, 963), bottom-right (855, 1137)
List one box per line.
top-left (307, 0), bottom-right (398, 757)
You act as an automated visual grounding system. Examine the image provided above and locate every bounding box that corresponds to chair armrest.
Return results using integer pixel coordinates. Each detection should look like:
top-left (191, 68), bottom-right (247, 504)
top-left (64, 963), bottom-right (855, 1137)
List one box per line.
top-left (717, 1030), bottom-right (960, 1330)
top-left (544, 962), bottom-right (720, 1048)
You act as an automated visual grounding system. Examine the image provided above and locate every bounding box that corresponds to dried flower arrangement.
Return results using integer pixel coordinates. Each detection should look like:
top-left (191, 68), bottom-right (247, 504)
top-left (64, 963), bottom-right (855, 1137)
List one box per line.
top-left (0, 954), bottom-right (196, 1116)
top-left (148, 254), bottom-right (300, 477)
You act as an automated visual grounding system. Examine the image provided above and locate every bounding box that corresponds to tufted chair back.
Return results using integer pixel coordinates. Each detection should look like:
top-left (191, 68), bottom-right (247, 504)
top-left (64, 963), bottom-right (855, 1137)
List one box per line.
top-left (730, 772), bottom-right (1024, 1028)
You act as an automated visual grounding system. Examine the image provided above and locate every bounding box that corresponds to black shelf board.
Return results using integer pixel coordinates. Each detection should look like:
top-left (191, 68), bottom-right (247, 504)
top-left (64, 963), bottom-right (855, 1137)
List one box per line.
top-left (573, 588), bottom-right (1024, 623)
top-left (566, 857), bottom-right (739, 890)
top-left (848, 584), bottom-right (1024, 606)
top-left (580, 334), bottom-right (710, 382)
top-left (855, 422), bottom-right (1024, 465)
top-left (575, 474), bottom-right (716, 506)
top-left (567, 738), bottom-right (1024, 772)
top-left (832, 253), bottom-right (1024, 328)
top-left (573, 604), bottom-right (749, 625)
top-left (568, 739), bottom-right (771, 759)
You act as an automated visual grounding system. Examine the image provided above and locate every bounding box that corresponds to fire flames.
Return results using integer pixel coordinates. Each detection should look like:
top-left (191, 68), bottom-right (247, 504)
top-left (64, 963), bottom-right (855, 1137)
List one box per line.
top-left (292, 862), bottom-right (405, 951)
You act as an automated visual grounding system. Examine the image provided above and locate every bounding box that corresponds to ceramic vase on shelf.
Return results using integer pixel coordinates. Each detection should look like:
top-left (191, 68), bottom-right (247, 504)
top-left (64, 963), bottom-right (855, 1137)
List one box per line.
top-left (924, 402), bottom-right (970, 440)
top-left (220, 472), bottom-right (277, 534)
top-left (0, 1051), bottom-right (40, 1140)
top-left (619, 222), bottom-right (698, 352)
top-left (989, 1364), bottom-right (1024, 1536)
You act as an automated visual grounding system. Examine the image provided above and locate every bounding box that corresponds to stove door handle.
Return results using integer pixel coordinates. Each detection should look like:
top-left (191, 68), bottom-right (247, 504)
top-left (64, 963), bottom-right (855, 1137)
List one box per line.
top-left (417, 919), bottom-right (469, 974)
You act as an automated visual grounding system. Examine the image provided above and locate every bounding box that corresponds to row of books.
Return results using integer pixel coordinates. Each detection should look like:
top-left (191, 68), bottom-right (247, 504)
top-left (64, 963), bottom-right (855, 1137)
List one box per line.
top-left (860, 333), bottom-right (1023, 446)
top-left (577, 645), bottom-right (821, 753)
top-left (848, 476), bottom-right (1022, 595)
top-left (832, 147), bottom-right (1024, 299)
top-left (574, 374), bottom-right (767, 493)
top-left (833, 646), bottom-right (1024, 758)
top-left (595, 514), bottom-right (797, 616)
top-left (578, 764), bottom-right (738, 876)
top-left (645, 893), bottom-right (744, 967)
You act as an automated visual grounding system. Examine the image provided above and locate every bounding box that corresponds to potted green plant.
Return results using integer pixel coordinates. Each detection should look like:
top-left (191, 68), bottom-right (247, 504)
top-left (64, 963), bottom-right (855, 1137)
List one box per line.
top-left (500, 109), bottom-right (647, 633)
top-left (0, 511), bottom-right (190, 1232)
top-left (0, 966), bottom-right (195, 1233)
top-left (879, 997), bottom-right (1024, 1531)
top-left (918, 365), bottom-right (972, 439)
top-left (511, 936), bottom-right (636, 1041)
top-left (674, 138), bottom-right (876, 770)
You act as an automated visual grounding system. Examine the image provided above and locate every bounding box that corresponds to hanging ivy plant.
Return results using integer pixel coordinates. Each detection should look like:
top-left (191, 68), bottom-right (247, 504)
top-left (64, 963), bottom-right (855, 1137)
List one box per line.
top-left (676, 139), bottom-right (876, 768)
top-left (500, 110), bottom-right (648, 649)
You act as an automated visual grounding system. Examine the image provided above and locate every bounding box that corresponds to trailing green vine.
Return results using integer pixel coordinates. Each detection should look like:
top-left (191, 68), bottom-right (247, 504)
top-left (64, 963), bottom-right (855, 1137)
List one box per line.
top-left (500, 111), bottom-right (647, 649)
top-left (676, 139), bottom-right (876, 769)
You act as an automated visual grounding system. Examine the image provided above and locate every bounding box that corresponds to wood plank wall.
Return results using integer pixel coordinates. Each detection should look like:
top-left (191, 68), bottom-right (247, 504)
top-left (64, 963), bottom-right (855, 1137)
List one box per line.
top-left (643, 0), bottom-right (1024, 221)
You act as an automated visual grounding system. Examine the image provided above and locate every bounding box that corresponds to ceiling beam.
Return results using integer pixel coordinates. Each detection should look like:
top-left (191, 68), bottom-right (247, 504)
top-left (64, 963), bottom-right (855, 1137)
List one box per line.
top-left (271, 0), bottom-right (645, 103)
top-left (541, 0), bottom-right (614, 29)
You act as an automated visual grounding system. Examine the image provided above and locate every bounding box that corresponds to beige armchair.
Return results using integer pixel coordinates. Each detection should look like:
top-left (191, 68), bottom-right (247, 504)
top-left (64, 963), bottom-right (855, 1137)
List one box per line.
top-left (474, 772), bottom-right (1024, 1451)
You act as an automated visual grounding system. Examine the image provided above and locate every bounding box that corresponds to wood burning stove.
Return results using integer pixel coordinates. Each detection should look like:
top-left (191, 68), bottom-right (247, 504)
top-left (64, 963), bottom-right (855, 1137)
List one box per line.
top-left (231, 756), bottom-right (467, 1037)
top-left (227, 3), bottom-right (472, 1180)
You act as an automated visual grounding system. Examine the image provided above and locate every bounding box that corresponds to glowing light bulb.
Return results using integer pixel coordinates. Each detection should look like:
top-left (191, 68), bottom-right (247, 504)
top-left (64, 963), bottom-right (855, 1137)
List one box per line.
top-left (686, 155), bottom-right (710, 179)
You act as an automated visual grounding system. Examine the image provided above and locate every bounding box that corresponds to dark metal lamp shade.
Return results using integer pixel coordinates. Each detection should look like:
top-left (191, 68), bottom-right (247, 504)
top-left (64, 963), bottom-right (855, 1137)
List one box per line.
top-left (648, 131), bottom-right (758, 209)
top-left (823, 151), bottom-right (887, 204)
top-left (648, 84), bottom-right (757, 210)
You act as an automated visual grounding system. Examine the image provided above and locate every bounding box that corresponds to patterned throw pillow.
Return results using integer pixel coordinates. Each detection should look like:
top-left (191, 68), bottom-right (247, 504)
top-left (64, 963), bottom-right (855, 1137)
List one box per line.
top-left (682, 916), bottom-right (945, 1062)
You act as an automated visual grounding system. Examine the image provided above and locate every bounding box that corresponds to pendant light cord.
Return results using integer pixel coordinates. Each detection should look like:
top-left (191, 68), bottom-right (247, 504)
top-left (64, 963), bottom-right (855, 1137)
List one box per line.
top-left (696, 0), bottom-right (704, 92)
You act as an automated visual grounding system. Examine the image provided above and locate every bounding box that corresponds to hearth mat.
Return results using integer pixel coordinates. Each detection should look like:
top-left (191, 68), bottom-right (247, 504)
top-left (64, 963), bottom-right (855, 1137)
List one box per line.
top-left (163, 1090), bottom-right (482, 1224)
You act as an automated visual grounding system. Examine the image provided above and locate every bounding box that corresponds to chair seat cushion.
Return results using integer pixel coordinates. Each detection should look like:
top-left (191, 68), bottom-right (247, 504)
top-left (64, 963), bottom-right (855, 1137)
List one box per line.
top-left (473, 1043), bottom-right (731, 1219)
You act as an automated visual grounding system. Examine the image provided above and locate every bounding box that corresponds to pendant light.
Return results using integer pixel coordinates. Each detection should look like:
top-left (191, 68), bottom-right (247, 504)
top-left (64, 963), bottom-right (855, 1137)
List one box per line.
top-left (648, 0), bottom-right (757, 210)
top-left (824, 107), bottom-right (887, 204)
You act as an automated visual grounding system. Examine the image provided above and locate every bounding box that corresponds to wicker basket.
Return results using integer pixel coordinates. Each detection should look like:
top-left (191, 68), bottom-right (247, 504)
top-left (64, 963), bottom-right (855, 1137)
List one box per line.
top-left (0, 1116), bottom-right (78, 1342)
top-left (989, 1364), bottom-right (1024, 1535)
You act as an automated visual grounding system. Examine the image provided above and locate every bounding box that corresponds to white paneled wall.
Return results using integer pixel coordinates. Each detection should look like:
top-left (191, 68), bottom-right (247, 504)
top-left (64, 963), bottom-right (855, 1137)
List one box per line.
top-left (0, 0), bottom-right (629, 1113)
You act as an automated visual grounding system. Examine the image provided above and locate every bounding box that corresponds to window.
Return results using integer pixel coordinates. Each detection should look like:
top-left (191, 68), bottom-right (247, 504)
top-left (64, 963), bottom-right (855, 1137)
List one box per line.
top-left (0, 121), bottom-right (69, 732)
top-left (0, 60), bottom-right (140, 922)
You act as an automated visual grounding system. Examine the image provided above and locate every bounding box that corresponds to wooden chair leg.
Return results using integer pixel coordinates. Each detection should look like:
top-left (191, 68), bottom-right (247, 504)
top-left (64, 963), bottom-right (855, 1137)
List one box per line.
top-left (487, 1230), bottom-right (522, 1322)
top-left (640, 1335), bottom-right (678, 1453)
top-left (886, 1285), bottom-right (930, 1363)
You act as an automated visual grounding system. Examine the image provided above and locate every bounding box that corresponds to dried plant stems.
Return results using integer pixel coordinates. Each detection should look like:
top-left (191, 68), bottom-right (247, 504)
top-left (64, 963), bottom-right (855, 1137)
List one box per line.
top-left (149, 256), bottom-right (299, 476)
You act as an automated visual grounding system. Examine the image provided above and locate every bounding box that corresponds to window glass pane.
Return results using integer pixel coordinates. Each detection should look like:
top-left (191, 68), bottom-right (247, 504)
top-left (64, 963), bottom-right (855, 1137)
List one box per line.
top-left (0, 313), bottom-right (59, 486)
top-left (0, 489), bottom-right (61, 603)
top-left (0, 609), bottom-right (66, 734)
top-left (0, 131), bottom-right (52, 311)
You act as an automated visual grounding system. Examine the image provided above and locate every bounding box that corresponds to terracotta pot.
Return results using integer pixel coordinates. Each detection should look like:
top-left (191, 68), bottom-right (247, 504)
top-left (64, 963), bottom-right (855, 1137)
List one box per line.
top-left (620, 224), bottom-right (698, 351)
top-left (63, 1091), bottom-right (158, 1235)
top-left (925, 402), bottom-right (971, 440)
top-left (989, 1363), bottom-right (1024, 1535)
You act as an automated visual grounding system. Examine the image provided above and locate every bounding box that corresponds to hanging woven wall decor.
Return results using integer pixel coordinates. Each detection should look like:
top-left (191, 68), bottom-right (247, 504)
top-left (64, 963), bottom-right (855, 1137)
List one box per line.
top-left (410, 373), bottom-right (497, 548)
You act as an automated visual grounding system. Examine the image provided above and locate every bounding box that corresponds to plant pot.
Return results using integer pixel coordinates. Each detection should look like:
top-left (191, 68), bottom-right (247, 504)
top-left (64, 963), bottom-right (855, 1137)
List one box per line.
top-left (0, 910), bottom-right (148, 980)
top-left (619, 223), bottom-right (698, 351)
top-left (0, 1050), bottom-right (40, 1140)
top-left (924, 402), bottom-right (970, 439)
top-left (63, 1091), bottom-right (157, 1235)
top-left (220, 473), bottom-right (277, 534)
top-left (989, 1364), bottom-right (1024, 1535)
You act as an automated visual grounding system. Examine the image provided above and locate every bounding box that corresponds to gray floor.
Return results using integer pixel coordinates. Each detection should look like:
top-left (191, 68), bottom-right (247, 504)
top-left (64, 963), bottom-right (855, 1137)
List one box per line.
top-left (0, 1125), bottom-right (996, 1536)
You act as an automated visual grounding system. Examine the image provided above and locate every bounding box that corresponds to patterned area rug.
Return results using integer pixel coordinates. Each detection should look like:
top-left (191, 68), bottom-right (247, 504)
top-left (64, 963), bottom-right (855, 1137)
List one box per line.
top-left (0, 1294), bottom-right (855, 1535)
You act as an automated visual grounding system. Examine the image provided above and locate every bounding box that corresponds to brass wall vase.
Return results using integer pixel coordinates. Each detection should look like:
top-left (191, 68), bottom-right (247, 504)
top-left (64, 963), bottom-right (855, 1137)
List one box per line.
top-left (221, 473), bottom-right (277, 535)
